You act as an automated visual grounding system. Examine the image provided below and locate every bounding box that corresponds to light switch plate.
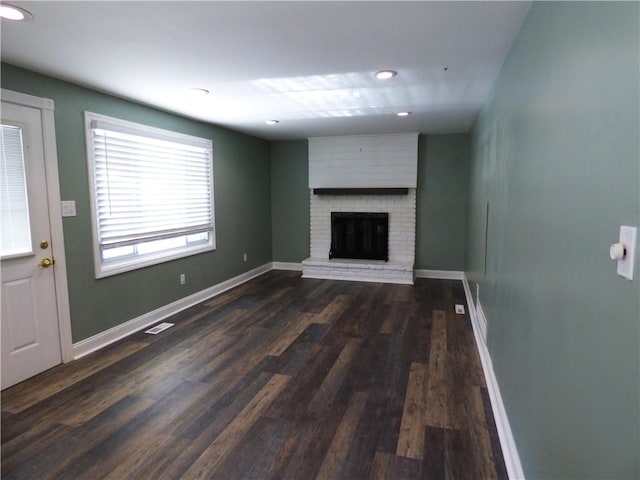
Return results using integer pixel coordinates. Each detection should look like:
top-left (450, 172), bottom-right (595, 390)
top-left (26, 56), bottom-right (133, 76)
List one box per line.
top-left (61, 200), bottom-right (76, 217)
top-left (617, 226), bottom-right (637, 280)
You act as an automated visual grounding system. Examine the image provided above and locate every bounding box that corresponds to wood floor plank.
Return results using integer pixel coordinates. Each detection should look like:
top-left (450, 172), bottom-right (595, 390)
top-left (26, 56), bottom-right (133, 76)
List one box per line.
top-left (400, 305), bottom-right (430, 364)
top-left (379, 302), bottom-right (410, 335)
top-left (1, 369), bottom-right (128, 439)
top-left (369, 451), bottom-right (394, 480)
top-left (315, 390), bottom-right (369, 480)
top-left (186, 322), bottom-right (266, 383)
top-left (181, 373), bottom-right (290, 479)
top-left (3, 394), bottom-right (155, 479)
top-left (1, 421), bottom-right (74, 474)
top-left (77, 432), bottom-right (179, 480)
top-left (422, 426), bottom-right (446, 479)
top-left (107, 435), bottom-right (193, 480)
top-left (315, 293), bottom-right (350, 324)
top-left (444, 427), bottom-right (476, 480)
top-left (178, 367), bottom-right (275, 441)
top-left (124, 379), bottom-right (217, 439)
top-left (267, 313), bottom-right (316, 356)
top-left (263, 343), bottom-right (342, 420)
top-left (465, 386), bottom-right (500, 479)
top-left (0, 340), bottom-right (149, 414)
top-left (425, 310), bottom-right (454, 429)
top-left (372, 333), bottom-right (411, 455)
top-left (266, 323), bottom-right (330, 376)
top-left (396, 362), bottom-right (429, 459)
top-left (307, 337), bottom-right (362, 416)
top-left (144, 371), bottom-right (282, 479)
top-left (267, 417), bottom-right (343, 480)
top-left (214, 415), bottom-right (295, 480)
top-left (337, 395), bottom-right (382, 480)
top-left (370, 451), bottom-right (422, 480)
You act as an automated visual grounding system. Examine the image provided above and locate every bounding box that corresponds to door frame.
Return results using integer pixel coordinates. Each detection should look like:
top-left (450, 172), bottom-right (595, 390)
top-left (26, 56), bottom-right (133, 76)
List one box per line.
top-left (2, 88), bottom-right (73, 363)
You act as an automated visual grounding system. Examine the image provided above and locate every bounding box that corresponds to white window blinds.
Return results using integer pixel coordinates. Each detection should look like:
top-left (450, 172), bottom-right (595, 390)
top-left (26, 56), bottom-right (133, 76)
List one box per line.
top-left (86, 112), bottom-right (215, 277)
top-left (0, 124), bottom-right (32, 257)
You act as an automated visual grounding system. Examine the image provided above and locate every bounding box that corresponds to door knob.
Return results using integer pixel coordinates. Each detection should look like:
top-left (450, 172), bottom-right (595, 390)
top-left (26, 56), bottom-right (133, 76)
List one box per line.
top-left (38, 258), bottom-right (54, 268)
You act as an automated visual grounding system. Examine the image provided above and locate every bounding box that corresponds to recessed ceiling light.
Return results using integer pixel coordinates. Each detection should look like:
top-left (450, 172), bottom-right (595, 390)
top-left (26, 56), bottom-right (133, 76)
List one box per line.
top-left (396, 111), bottom-right (411, 117)
top-left (0, 3), bottom-right (33, 20)
top-left (265, 120), bottom-right (279, 125)
top-left (375, 70), bottom-right (397, 80)
top-left (187, 88), bottom-right (209, 96)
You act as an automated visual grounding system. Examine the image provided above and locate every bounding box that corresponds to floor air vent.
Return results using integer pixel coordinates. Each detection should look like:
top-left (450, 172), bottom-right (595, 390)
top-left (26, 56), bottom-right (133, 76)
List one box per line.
top-left (145, 322), bottom-right (175, 335)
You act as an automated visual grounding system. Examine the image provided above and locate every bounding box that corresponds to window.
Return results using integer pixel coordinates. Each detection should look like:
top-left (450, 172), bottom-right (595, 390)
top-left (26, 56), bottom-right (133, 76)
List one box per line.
top-left (85, 112), bottom-right (215, 278)
top-left (1, 124), bottom-right (32, 258)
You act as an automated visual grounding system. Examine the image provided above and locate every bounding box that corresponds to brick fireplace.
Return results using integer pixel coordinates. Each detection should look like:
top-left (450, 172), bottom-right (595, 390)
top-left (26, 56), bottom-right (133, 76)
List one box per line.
top-left (301, 133), bottom-right (418, 284)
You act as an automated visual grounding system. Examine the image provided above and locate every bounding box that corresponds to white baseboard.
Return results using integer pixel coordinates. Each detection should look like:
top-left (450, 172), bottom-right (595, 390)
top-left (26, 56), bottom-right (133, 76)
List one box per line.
top-left (72, 262), bottom-right (273, 359)
top-left (272, 261), bottom-right (303, 271)
top-left (462, 274), bottom-right (525, 480)
top-left (414, 269), bottom-right (464, 280)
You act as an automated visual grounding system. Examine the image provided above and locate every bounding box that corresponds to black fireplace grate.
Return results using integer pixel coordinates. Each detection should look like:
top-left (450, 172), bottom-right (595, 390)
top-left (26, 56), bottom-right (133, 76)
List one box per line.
top-left (330, 212), bottom-right (388, 261)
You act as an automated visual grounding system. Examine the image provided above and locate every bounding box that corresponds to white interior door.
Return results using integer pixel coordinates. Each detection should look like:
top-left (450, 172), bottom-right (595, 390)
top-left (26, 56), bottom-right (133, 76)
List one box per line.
top-left (1, 100), bottom-right (63, 389)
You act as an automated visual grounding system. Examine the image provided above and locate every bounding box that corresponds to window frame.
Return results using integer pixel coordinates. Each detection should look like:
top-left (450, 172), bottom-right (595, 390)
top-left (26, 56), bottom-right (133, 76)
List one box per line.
top-left (84, 111), bottom-right (216, 278)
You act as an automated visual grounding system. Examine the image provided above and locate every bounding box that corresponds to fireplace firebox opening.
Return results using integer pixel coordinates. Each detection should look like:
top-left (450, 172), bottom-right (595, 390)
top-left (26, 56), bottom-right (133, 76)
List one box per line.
top-left (330, 212), bottom-right (388, 262)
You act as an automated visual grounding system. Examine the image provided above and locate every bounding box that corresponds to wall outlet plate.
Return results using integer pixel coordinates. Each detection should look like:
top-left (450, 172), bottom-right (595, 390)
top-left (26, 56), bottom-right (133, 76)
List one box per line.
top-left (617, 226), bottom-right (637, 280)
top-left (61, 200), bottom-right (76, 217)
top-left (455, 304), bottom-right (465, 314)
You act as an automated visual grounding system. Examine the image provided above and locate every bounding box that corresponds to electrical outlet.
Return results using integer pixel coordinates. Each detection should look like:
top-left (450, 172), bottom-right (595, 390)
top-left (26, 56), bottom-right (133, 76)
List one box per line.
top-left (455, 304), bottom-right (465, 315)
top-left (180, 273), bottom-right (186, 285)
top-left (243, 253), bottom-right (248, 262)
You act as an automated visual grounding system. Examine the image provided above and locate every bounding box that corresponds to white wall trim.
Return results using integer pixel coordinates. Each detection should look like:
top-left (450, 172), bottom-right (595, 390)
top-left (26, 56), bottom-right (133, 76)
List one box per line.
top-left (462, 274), bottom-right (525, 480)
top-left (272, 261), bottom-right (303, 271)
top-left (2, 89), bottom-right (74, 363)
top-left (414, 269), bottom-right (464, 280)
top-left (1, 88), bottom-right (55, 110)
top-left (72, 262), bottom-right (272, 359)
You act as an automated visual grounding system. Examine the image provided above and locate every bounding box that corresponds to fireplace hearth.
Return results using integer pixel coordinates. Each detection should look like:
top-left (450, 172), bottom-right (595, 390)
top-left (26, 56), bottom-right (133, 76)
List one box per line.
top-left (330, 212), bottom-right (388, 262)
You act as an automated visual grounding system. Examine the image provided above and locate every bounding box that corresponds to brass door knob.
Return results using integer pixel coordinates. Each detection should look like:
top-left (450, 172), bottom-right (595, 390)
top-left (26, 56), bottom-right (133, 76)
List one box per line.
top-left (38, 258), bottom-right (54, 268)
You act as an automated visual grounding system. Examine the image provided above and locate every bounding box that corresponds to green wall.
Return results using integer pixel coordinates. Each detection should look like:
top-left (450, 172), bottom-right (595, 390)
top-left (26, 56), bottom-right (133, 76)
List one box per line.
top-left (416, 134), bottom-right (469, 270)
top-left (270, 140), bottom-right (309, 263)
top-left (1, 64), bottom-right (272, 343)
top-left (466, 3), bottom-right (639, 478)
top-left (270, 135), bottom-right (470, 270)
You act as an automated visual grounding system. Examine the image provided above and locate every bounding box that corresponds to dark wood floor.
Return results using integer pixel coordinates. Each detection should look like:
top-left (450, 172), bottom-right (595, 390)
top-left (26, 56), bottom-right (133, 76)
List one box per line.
top-left (1, 271), bottom-right (507, 479)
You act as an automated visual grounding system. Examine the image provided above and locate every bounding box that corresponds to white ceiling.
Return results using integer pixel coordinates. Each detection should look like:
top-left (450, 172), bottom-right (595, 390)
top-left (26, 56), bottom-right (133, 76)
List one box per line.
top-left (1, 1), bottom-right (531, 140)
